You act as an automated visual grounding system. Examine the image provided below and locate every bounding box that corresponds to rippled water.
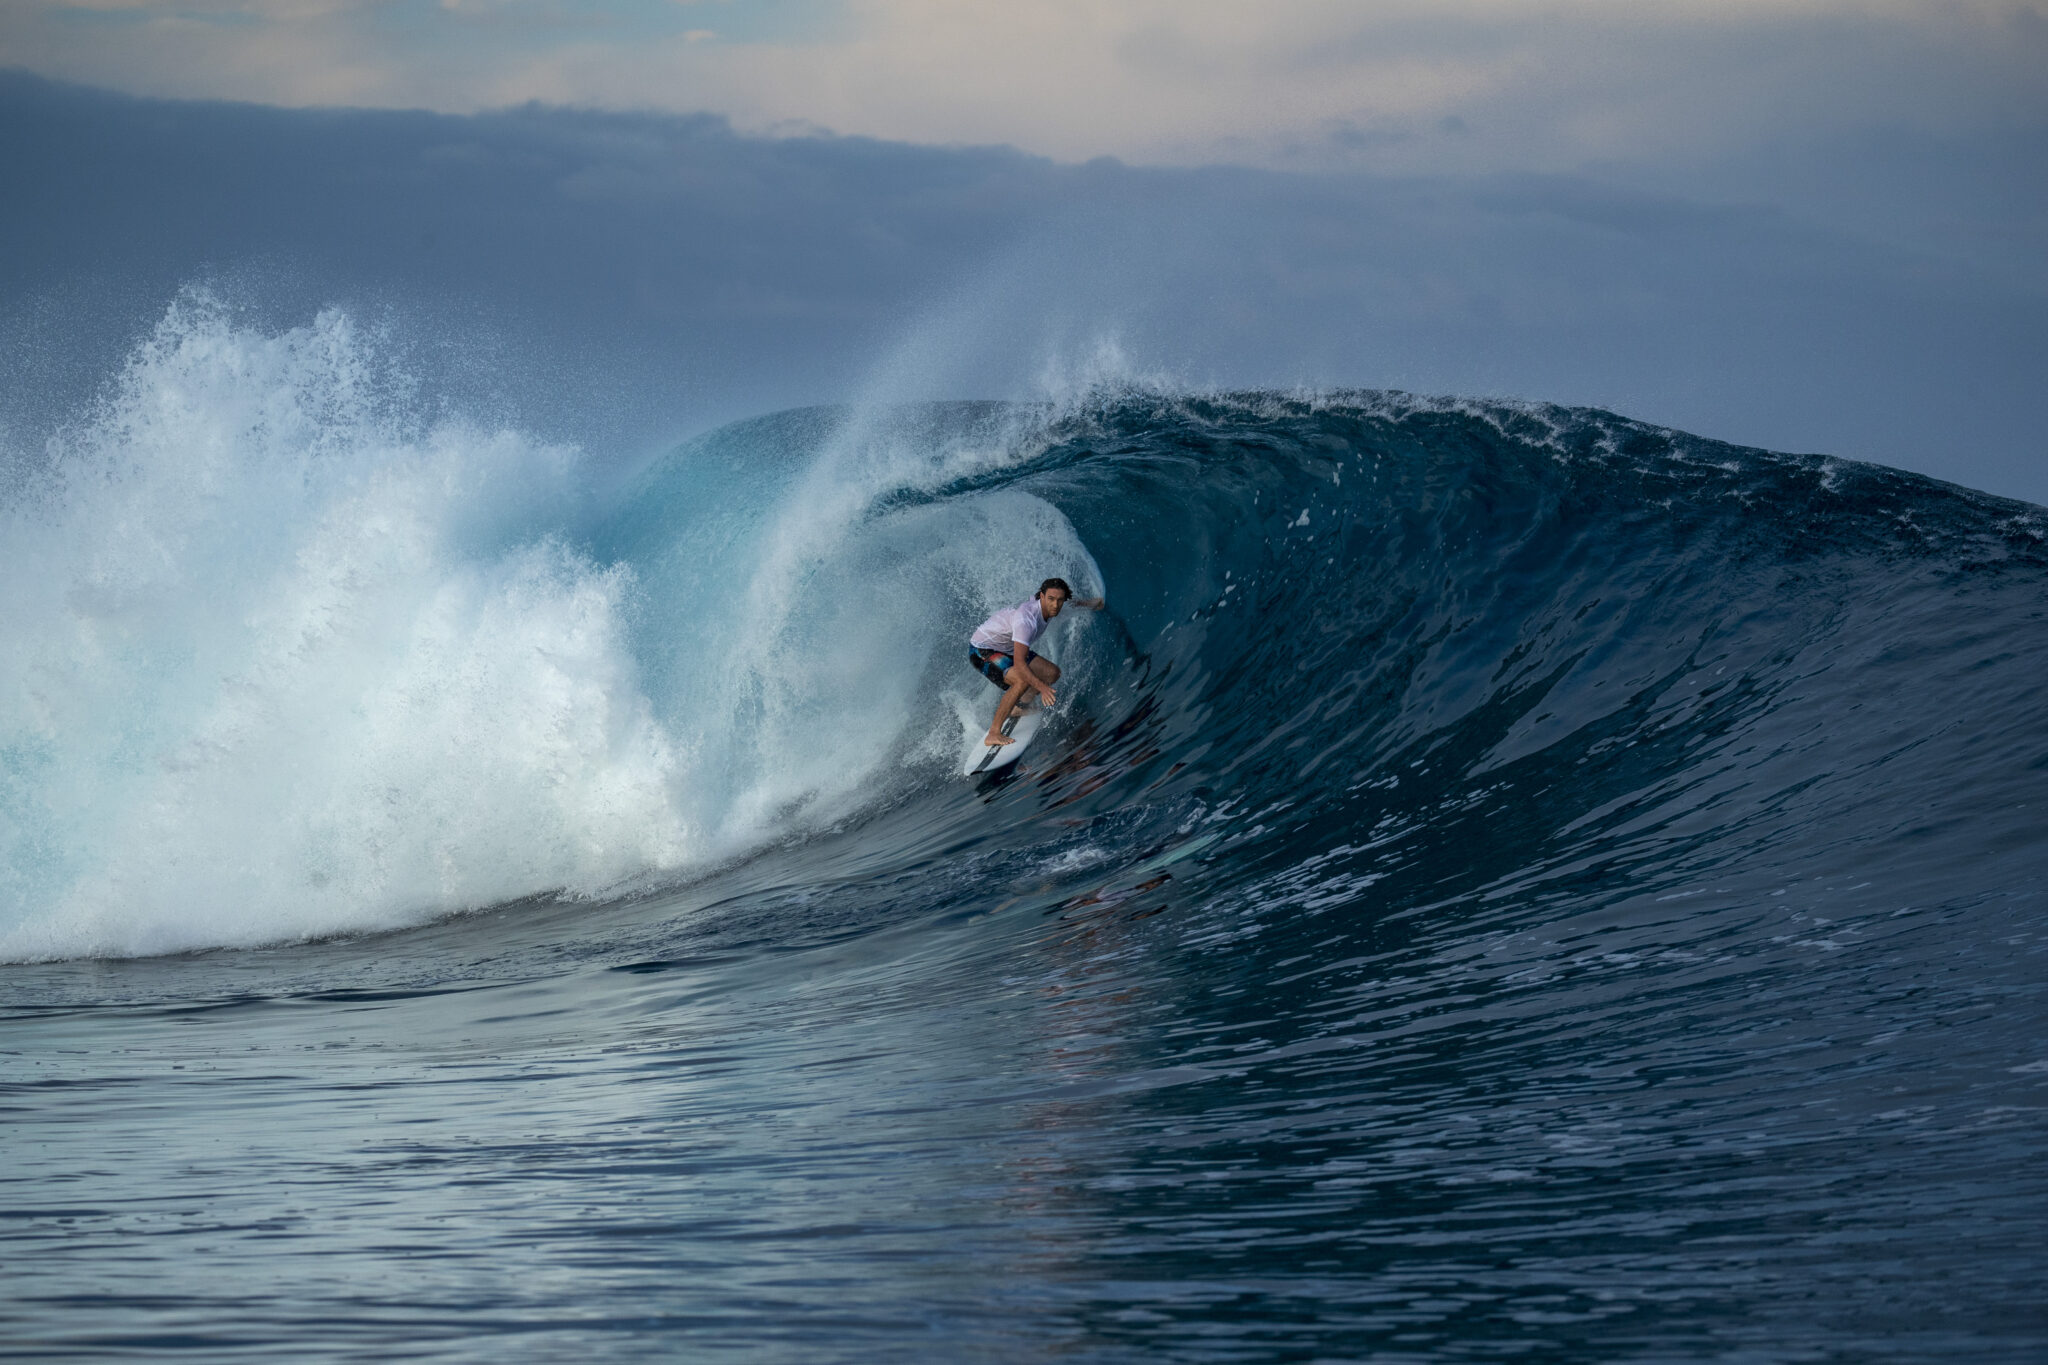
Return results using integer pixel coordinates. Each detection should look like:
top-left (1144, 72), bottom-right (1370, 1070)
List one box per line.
top-left (5, 323), bottom-right (2046, 1360)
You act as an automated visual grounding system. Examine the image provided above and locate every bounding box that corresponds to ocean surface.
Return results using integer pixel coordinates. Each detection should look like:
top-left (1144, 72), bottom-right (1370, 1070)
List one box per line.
top-left (4, 303), bottom-right (2046, 1361)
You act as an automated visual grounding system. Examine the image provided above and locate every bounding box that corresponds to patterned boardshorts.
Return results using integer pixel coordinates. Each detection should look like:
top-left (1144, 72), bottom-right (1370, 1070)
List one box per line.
top-left (969, 644), bottom-right (1038, 688)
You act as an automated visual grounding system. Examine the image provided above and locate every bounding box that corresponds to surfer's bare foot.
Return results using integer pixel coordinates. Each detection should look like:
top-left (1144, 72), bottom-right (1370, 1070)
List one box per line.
top-left (983, 732), bottom-right (1015, 747)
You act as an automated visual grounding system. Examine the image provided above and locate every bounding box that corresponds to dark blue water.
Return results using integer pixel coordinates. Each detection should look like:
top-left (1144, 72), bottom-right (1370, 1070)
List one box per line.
top-left (5, 366), bottom-right (2046, 1359)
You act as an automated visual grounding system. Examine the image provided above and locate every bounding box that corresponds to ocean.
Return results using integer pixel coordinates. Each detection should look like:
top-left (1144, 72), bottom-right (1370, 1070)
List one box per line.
top-left (3, 300), bottom-right (2045, 1361)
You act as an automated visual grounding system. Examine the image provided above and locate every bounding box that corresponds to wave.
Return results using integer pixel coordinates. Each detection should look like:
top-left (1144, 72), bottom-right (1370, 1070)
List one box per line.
top-left (0, 301), bottom-right (1102, 959)
top-left (3, 298), bottom-right (2043, 963)
top-left (1009, 391), bottom-right (2047, 960)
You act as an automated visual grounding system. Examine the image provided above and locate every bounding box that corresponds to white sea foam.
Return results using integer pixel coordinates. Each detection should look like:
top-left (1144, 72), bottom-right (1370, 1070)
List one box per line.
top-left (0, 297), bottom-right (702, 959)
top-left (0, 297), bottom-right (1102, 961)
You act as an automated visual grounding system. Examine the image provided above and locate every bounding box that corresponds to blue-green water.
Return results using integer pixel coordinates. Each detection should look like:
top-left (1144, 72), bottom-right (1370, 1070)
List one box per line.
top-left (5, 331), bottom-right (2046, 1359)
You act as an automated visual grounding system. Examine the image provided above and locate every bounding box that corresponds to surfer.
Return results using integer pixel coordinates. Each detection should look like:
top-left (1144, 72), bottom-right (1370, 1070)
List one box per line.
top-left (969, 578), bottom-right (1105, 747)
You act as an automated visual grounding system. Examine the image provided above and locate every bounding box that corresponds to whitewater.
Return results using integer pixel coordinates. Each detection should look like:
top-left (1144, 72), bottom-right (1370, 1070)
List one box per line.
top-left (3, 300), bottom-right (2044, 1361)
top-left (0, 299), bottom-right (1101, 961)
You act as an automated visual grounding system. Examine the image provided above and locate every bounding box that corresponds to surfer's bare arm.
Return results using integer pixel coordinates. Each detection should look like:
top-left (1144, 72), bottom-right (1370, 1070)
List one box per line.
top-left (1016, 643), bottom-right (1056, 705)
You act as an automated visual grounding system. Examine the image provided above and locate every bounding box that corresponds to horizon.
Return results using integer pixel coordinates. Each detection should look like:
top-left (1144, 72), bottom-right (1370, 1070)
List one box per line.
top-left (1, 2), bottom-right (2044, 502)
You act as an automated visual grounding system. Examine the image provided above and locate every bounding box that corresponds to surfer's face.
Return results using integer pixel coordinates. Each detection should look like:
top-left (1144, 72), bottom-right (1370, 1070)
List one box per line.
top-left (1039, 588), bottom-right (1069, 618)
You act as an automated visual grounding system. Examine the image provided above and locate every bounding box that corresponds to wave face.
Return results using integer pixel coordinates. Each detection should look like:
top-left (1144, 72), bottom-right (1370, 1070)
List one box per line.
top-left (4, 308), bottom-right (2045, 1360)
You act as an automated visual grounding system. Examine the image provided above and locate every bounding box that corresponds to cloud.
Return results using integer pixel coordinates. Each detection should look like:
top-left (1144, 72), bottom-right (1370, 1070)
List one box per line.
top-left (5, 0), bottom-right (2042, 170)
top-left (1, 72), bottom-right (2042, 506)
top-left (5, 1), bottom-right (2041, 288)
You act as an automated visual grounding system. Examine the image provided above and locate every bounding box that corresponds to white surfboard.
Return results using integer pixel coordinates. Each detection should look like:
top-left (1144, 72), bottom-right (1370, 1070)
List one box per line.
top-left (968, 707), bottom-right (1044, 775)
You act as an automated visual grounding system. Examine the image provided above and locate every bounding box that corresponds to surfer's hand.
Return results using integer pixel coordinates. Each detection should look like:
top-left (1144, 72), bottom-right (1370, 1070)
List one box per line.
top-left (1038, 685), bottom-right (1057, 707)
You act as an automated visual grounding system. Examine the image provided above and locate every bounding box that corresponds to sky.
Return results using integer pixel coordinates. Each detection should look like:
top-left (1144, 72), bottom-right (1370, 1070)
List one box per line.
top-left (1, 1), bottom-right (2045, 501)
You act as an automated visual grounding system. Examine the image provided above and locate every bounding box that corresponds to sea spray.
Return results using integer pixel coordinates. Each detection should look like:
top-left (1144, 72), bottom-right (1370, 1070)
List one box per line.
top-left (0, 300), bottom-right (1110, 960)
top-left (0, 298), bottom-right (700, 958)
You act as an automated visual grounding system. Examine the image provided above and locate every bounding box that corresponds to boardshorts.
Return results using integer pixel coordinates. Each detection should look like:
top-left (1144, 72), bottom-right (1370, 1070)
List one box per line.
top-left (969, 644), bottom-right (1038, 689)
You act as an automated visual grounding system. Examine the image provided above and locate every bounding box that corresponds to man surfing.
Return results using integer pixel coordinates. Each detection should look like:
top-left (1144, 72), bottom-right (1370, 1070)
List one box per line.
top-left (969, 577), bottom-right (1105, 747)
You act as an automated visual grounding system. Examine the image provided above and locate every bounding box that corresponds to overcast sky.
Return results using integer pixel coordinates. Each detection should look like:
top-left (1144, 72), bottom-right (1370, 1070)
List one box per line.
top-left (1, 2), bottom-right (2043, 501)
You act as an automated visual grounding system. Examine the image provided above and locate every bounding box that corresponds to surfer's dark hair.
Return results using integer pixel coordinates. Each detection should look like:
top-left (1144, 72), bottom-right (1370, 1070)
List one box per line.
top-left (1039, 577), bottom-right (1073, 598)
